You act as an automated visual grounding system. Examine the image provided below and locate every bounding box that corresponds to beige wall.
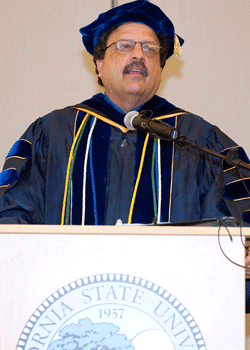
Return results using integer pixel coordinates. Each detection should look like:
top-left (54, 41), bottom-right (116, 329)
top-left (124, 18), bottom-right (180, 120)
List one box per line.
top-left (0, 0), bottom-right (250, 167)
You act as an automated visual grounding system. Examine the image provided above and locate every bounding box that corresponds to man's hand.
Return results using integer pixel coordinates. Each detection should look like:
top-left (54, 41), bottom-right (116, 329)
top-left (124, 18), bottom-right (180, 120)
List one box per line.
top-left (246, 247), bottom-right (250, 279)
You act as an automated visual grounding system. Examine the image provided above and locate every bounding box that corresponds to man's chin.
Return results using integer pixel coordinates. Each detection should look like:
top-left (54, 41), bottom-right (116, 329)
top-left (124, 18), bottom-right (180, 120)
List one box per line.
top-left (122, 78), bottom-right (146, 93)
top-left (124, 86), bottom-right (146, 96)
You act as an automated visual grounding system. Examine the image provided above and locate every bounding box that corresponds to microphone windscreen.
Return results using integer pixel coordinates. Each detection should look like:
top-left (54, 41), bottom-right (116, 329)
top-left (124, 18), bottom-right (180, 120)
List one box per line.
top-left (124, 111), bottom-right (139, 130)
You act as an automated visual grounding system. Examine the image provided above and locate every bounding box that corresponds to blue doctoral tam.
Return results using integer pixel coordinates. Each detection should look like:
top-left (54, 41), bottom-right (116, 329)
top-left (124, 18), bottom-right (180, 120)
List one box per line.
top-left (79, 0), bottom-right (184, 60)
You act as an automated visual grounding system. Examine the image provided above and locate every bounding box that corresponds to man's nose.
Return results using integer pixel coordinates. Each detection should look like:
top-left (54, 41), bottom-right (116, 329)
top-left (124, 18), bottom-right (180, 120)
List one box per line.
top-left (131, 43), bottom-right (144, 59)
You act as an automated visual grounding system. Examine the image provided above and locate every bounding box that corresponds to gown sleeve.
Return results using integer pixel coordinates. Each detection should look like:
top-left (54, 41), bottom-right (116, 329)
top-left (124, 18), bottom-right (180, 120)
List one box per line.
top-left (203, 124), bottom-right (250, 223)
top-left (0, 117), bottom-right (48, 224)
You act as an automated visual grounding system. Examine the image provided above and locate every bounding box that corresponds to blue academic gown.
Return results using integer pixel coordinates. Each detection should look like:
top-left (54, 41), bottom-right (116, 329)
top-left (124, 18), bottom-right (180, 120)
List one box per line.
top-left (0, 93), bottom-right (249, 225)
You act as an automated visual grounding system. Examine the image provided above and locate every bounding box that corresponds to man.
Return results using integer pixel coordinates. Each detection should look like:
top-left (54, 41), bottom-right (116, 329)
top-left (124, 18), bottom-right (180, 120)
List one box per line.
top-left (0, 0), bottom-right (249, 226)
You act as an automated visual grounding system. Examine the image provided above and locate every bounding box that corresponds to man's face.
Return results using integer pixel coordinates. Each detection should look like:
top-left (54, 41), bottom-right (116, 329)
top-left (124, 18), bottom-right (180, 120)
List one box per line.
top-left (96, 22), bottom-right (162, 109)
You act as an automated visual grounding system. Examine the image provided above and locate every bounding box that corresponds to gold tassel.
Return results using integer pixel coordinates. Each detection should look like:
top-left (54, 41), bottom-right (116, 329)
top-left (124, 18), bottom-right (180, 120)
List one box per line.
top-left (174, 34), bottom-right (182, 57)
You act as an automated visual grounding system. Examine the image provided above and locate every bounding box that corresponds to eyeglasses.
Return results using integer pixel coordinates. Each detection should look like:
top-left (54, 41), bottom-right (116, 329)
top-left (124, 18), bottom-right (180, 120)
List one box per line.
top-left (106, 40), bottom-right (162, 54)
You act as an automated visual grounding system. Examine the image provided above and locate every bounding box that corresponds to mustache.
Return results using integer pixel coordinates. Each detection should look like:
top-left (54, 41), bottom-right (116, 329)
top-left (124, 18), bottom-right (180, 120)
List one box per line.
top-left (123, 61), bottom-right (149, 77)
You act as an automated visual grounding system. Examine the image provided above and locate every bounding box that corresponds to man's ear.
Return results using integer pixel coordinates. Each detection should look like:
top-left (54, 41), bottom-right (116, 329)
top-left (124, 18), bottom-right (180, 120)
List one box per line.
top-left (96, 59), bottom-right (103, 76)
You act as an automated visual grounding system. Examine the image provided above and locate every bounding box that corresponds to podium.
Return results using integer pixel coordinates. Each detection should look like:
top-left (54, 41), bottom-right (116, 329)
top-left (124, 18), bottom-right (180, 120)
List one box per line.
top-left (0, 225), bottom-right (248, 350)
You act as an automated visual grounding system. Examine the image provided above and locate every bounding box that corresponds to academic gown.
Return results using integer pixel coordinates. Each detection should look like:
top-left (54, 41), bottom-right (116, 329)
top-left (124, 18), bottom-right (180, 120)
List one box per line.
top-left (0, 93), bottom-right (249, 226)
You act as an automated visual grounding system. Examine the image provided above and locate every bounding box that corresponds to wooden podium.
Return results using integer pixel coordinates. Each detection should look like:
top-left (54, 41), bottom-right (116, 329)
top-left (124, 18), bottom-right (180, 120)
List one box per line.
top-left (0, 225), bottom-right (248, 350)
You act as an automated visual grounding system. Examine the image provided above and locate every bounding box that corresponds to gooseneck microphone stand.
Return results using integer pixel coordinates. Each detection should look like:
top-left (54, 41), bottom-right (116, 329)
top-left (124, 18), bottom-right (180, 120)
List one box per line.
top-left (176, 136), bottom-right (250, 172)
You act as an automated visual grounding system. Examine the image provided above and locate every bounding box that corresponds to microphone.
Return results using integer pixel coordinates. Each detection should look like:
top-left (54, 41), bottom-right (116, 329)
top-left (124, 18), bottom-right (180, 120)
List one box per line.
top-left (124, 111), bottom-right (180, 141)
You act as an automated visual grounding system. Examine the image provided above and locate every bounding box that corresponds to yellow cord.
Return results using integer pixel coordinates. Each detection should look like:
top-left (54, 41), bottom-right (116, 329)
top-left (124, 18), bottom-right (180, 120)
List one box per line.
top-left (61, 113), bottom-right (90, 225)
top-left (71, 106), bottom-right (129, 134)
top-left (128, 133), bottom-right (149, 224)
top-left (168, 116), bottom-right (178, 222)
